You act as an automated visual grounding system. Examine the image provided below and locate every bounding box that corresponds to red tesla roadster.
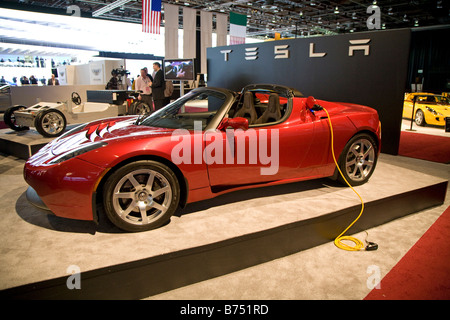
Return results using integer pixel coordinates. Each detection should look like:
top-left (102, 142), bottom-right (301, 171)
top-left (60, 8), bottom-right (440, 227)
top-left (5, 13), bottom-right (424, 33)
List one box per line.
top-left (24, 84), bottom-right (381, 232)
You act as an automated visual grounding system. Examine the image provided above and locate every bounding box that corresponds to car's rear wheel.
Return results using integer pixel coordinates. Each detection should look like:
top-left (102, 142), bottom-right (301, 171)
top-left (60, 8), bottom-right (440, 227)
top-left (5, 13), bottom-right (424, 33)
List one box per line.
top-left (4, 105), bottom-right (29, 131)
top-left (103, 160), bottom-right (180, 232)
top-left (34, 109), bottom-right (67, 138)
top-left (415, 109), bottom-right (426, 126)
top-left (336, 133), bottom-right (378, 186)
top-left (130, 102), bottom-right (151, 115)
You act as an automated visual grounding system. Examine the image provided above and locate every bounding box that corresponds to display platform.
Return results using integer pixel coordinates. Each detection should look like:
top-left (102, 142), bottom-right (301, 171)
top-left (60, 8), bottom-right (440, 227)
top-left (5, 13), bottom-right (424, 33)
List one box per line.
top-left (0, 128), bottom-right (52, 159)
top-left (0, 126), bottom-right (78, 159)
top-left (0, 156), bottom-right (447, 299)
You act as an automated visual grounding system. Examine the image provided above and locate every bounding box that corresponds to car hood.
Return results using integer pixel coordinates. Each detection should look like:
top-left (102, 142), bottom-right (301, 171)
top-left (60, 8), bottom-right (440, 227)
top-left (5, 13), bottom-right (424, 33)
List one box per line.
top-left (50, 116), bottom-right (175, 156)
top-left (419, 103), bottom-right (450, 115)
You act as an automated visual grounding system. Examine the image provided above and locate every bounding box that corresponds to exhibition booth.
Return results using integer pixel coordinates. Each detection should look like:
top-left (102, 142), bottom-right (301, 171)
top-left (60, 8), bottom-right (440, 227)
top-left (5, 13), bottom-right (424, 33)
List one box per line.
top-left (0, 2), bottom-right (448, 301)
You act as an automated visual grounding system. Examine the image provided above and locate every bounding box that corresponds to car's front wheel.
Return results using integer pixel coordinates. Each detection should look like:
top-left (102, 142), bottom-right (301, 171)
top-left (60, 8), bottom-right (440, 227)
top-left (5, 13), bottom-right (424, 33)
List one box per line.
top-left (103, 160), bottom-right (180, 232)
top-left (336, 133), bottom-right (378, 186)
top-left (415, 109), bottom-right (426, 126)
top-left (34, 109), bottom-right (67, 137)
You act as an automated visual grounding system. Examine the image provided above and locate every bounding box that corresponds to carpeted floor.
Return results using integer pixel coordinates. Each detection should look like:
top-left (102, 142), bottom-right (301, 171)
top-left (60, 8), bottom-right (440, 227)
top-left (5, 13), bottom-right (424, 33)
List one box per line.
top-left (398, 131), bottom-right (450, 164)
top-left (365, 205), bottom-right (450, 300)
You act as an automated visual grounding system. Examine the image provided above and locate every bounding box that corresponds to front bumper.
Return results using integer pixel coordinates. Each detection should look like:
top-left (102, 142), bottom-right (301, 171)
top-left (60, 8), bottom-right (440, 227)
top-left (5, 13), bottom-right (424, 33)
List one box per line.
top-left (26, 186), bottom-right (51, 211)
top-left (24, 157), bottom-right (106, 221)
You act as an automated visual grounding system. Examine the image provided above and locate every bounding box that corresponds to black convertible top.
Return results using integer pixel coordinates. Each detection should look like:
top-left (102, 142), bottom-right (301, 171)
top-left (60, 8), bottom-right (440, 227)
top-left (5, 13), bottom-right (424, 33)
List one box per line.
top-left (241, 84), bottom-right (304, 98)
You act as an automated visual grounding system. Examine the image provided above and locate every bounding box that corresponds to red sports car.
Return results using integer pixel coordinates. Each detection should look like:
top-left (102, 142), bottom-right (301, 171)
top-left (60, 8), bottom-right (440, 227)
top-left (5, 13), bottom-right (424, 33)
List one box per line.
top-left (24, 84), bottom-right (381, 232)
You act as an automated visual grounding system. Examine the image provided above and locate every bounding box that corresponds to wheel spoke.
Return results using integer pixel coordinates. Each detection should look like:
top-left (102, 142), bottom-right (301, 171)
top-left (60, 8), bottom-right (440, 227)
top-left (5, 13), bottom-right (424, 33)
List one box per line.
top-left (346, 159), bottom-right (356, 167)
top-left (127, 174), bottom-right (141, 189)
top-left (363, 145), bottom-right (373, 158)
top-left (146, 172), bottom-right (155, 190)
top-left (152, 185), bottom-right (169, 198)
top-left (114, 192), bottom-right (134, 199)
top-left (138, 203), bottom-right (148, 224)
top-left (120, 201), bottom-right (137, 218)
top-left (152, 202), bottom-right (167, 213)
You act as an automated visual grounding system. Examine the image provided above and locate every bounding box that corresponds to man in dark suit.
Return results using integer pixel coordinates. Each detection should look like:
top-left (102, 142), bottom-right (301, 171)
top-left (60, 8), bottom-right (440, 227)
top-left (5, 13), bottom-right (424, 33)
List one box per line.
top-left (47, 74), bottom-right (59, 86)
top-left (151, 62), bottom-right (166, 111)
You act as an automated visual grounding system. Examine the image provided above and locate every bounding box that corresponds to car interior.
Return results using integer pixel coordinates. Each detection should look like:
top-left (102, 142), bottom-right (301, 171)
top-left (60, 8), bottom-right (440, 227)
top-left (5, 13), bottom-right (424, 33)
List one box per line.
top-left (229, 90), bottom-right (289, 126)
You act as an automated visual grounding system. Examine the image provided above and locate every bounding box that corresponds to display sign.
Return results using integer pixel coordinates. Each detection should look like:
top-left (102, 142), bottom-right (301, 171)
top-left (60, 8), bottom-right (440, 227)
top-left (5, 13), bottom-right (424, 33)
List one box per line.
top-left (207, 29), bottom-right (411, 155)
top-left (89, 62), bottom-right (105, 85)
top-left (445, 117), bottom-right (450, 133)
top-left (163, 59), bottom-right (195, 81)
top-left (56, 65), bottom-right (67, 85)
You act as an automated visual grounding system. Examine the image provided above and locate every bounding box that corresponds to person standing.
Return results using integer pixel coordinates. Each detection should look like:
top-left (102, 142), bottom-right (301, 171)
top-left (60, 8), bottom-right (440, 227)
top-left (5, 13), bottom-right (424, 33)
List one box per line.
top-left (135, 68), bottom-right (153, 111)
top-left (164, 80), bottom-right (174, 106)
top-left (47, 74), bottom-right (59, 86)
top-left (151, 62), bottom-right (165, 111)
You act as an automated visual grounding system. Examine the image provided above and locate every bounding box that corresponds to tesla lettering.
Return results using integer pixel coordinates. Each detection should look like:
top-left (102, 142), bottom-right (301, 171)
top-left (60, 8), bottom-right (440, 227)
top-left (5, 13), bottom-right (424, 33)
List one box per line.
top-left (309, 43), bottom-right (327, 58)
top-left (220, 39), bottom-right (371, 61)
top-left (245, 47), bottom-right (258, 60)
top-left (349, 39), bottom-right (371, 56)
top-left (274, 44), bottom-right (290, 59)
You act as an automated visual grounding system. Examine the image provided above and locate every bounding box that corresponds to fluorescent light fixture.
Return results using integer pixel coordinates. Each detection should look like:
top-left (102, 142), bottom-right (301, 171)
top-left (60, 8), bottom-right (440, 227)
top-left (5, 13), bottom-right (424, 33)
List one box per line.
top-left (92, 0), bottom-right (134, 17)
top-left (0, 43), bottom-right (99, 57)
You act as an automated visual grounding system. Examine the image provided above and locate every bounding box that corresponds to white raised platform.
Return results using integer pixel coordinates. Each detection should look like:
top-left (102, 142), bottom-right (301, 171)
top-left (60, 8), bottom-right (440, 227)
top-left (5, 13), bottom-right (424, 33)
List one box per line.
top-left (0, 154), bottom-right (447, 299)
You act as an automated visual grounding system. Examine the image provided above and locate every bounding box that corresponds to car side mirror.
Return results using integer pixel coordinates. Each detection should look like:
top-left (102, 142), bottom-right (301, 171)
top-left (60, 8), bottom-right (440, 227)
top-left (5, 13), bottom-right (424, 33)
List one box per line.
top-left (306, 96), bottom-right (316, 110)
top-left (219, 117), bottom-right (249, 130)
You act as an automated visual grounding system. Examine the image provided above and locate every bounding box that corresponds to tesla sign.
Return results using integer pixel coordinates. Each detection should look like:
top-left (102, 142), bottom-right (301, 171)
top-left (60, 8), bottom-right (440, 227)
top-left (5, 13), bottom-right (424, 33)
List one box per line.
top-left (220, 39), bottom-right (371, 61)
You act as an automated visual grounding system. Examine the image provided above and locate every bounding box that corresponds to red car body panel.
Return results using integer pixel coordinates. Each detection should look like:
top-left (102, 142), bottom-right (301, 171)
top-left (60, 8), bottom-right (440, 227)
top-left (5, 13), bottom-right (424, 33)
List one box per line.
top-left (24, 86), bottom-right (381, 222)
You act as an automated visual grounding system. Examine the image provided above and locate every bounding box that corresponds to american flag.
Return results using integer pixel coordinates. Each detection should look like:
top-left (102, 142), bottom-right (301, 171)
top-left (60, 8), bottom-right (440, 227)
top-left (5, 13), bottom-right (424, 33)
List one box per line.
top-left (142, 0), bottom-right (161, 34)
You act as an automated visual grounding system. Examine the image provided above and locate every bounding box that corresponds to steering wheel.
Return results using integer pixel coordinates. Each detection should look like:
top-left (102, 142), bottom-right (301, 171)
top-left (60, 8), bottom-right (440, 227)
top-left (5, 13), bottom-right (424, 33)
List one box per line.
top-left (71, 92), bottom-right (81, 105)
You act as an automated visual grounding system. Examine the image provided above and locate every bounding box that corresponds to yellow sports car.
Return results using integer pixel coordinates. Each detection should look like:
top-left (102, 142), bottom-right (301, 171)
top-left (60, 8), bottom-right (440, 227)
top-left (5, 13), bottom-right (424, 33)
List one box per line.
top-left (403, 93), bottom-right (450, 126)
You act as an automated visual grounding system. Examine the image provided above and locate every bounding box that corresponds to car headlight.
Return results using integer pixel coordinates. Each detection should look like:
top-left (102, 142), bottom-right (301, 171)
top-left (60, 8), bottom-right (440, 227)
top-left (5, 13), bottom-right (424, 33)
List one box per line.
top-left (426, 106), bottom-right (437, 115)
top-left (47, 142), bottom-right (107, 164)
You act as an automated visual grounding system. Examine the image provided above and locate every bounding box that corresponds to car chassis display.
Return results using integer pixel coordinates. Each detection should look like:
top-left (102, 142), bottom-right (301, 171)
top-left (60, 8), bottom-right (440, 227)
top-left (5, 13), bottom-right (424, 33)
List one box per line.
top-left (4, 90), bottom-right (147, 137)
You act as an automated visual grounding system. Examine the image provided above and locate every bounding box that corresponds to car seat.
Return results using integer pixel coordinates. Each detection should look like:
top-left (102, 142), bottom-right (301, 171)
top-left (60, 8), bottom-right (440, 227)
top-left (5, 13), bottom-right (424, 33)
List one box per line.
top-left (255, 93), bottom-right (282, 124)
top-left (234, 92), bottom-right (258, 125)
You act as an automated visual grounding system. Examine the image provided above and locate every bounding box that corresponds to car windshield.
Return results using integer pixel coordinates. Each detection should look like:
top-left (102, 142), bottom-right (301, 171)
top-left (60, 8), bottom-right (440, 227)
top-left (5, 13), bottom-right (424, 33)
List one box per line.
top-left (435, 95), bottom-right (450, 105)
top-left (139, 90), bottom-right (227, 130)
top-left (416, 95), bottom-right (450, 105)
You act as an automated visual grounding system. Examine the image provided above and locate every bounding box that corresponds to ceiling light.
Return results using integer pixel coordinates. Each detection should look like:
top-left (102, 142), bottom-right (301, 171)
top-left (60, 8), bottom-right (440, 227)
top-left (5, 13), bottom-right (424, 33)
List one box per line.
top-left (382, 23), bottom-right (386, 29)
top-left (299, 11), bottom-right (303, 16)
top-left (437, 1), bottom-right (443, 9)
top-left (318, 17), bottom-right (322, 24)
top-left (310, 1), bottom-right (316, 6)
top-left (334, 6), bottom-right (339, 14)
top-left (352, 12), bottom-right (357, 19)
top-left (261, 0), bottom-right (277, 10)
top-left (414, 19), bottom-right (419, 27)
top-left (388, 7), bottom-right (393, 15)
top-left (403, 14), bottom-right (409, 22)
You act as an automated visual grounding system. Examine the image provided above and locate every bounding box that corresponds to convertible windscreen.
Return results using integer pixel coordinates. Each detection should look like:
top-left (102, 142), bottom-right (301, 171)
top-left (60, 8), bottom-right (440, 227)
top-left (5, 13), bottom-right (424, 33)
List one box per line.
top-left (139, 90), bottom-right (227, 130)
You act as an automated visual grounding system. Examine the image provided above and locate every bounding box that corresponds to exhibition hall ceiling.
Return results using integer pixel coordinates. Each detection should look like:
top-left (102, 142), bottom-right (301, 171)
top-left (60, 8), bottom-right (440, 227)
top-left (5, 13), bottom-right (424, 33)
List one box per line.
top-left (2, 0), bottom-right (450, 38)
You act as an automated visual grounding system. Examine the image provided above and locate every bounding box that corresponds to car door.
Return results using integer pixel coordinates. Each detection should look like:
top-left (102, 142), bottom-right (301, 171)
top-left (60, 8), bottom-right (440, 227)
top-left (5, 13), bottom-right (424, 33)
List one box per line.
top-left (205, 94), bottom-right (315, 191)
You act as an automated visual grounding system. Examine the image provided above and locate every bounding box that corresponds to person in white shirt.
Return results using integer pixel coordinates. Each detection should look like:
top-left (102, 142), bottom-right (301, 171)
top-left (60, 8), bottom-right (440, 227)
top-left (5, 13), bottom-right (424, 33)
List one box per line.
top-left (134, 68), bottom-right (153, 111)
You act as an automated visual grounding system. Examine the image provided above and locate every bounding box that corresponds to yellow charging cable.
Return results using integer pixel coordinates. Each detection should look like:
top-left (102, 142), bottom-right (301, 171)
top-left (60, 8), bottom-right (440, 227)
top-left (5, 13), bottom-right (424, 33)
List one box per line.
top-left (322, 107), bottom-right (366, 251)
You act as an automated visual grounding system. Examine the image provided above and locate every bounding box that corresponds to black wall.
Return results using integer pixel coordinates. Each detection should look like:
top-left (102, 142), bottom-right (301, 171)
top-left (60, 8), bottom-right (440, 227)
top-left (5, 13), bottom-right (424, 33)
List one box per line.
top-left (207, 29), bottom-right (412, 155)
top-left (407, 27), bottom-right (450, 93)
